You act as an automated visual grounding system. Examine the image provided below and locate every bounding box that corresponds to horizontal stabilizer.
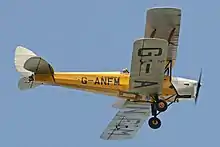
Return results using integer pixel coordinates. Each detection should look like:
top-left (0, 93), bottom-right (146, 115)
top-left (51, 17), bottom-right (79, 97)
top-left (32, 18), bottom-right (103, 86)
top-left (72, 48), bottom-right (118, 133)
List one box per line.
top-left (24, 56), bottom-right (54, 75)
top-left (18, 77), bottom-right (41, 90)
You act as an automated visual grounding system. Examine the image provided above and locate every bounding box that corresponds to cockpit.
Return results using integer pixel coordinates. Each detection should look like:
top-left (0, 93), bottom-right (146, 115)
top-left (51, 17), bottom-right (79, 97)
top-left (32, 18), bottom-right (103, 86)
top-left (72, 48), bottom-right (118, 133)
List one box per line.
top-left (121, 68), bottom-right (129, 74)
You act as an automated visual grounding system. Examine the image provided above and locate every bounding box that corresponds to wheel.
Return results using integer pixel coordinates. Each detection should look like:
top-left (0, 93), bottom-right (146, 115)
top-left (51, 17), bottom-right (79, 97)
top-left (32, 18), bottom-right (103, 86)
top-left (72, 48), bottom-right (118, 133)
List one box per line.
top-left (148, 117), bottom-right (161, 129)
top-left (156, 99), bottom-right (168, 112)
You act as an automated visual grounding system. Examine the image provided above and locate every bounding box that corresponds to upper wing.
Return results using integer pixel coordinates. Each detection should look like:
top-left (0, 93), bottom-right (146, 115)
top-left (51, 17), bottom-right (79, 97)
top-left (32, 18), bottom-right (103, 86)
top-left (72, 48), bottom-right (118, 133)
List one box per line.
top-left (129, 38), bottom-right (168, 96)
top-left (144, 7), bottom-right (181, 67)
top-left (100, 101), bottom-right (151, 140)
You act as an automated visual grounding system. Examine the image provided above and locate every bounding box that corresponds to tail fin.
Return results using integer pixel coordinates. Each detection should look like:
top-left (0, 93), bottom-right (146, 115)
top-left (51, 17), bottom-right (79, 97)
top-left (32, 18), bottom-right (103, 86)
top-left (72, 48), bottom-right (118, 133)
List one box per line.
top-left (15, 46), bottom-right (37, 77)
top-left (15, 46), bottom-right (54, 90)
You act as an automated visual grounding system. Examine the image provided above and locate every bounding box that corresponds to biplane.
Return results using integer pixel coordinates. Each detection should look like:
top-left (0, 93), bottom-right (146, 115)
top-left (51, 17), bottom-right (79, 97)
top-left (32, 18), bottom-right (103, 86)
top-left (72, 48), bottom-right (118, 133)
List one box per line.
top-left (14, 7), bottom-right (202, 140)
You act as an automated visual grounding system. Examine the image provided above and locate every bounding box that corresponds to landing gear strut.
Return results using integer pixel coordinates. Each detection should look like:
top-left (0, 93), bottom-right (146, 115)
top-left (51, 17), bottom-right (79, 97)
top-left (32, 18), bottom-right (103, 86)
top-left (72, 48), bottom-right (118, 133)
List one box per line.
top-left (148, 94), bottom-right (168, 129)
top-left (147, 59), bottom-right (178, 129)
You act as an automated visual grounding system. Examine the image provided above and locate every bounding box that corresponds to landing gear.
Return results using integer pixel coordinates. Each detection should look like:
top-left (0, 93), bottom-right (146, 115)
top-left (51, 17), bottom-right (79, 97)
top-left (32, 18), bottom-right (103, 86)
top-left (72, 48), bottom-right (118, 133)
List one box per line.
top-left (156, 99), bottom-right (168, 112)
top-left (148, 117), bottom-right (161, 129)
top-left (147, 59), bottom-right (179, 129)
top-left (147, 94), bottom-right (179, 129)
top-left (148, 95), bottom-right (169, 129)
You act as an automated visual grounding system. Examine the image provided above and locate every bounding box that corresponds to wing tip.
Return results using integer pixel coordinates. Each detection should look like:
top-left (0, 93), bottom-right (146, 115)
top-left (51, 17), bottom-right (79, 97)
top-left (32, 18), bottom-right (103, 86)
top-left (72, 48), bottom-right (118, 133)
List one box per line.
top-left (147, 6), bottom-right (182, 12)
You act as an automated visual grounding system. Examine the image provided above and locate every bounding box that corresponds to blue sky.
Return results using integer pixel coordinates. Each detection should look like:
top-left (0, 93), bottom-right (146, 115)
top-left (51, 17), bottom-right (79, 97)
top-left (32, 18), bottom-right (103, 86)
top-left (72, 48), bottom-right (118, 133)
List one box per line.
top-left (0, 0), bottom-right (217, 146)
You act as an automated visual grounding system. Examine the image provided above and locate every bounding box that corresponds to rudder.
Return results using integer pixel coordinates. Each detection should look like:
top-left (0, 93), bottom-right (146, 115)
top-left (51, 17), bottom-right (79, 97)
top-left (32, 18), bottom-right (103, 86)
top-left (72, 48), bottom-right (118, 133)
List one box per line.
top-left (15, 46), bottom-right (37, 77)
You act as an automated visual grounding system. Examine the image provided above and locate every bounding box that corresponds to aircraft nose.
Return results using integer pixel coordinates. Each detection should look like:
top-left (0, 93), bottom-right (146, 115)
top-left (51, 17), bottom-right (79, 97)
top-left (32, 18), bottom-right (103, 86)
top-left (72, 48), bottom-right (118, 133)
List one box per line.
top-left (192, 80), bottom-right (202, 98)
top-left (192, 82), bottom-right (198, 98)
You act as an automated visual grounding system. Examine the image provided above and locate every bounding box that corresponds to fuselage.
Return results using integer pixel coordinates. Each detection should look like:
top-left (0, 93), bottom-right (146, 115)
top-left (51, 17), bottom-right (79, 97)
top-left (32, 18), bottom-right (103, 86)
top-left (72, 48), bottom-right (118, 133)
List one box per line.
top-left (34, 71), bottom-right (198, 102)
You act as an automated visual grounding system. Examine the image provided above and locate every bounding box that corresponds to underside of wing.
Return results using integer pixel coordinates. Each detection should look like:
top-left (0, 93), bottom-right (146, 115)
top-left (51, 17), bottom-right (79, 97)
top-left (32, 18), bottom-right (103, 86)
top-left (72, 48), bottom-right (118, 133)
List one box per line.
top-left (129, 38), bottom-right (168, 96)
top-left (144, 7), bottom-right (181, 67)
top-left (100, 101), bottom-right (151, 140)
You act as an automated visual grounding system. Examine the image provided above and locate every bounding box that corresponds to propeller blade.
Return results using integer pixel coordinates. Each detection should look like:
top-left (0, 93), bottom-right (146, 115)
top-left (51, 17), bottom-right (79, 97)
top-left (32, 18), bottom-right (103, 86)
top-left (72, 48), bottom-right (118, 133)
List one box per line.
top-left (195, 69), bottom-right (202, 104)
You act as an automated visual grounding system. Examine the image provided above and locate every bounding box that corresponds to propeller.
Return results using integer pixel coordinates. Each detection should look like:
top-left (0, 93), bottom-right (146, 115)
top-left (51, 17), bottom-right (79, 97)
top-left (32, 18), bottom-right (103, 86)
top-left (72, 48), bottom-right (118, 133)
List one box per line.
top-left (195, 69), bottom-right (202, 104)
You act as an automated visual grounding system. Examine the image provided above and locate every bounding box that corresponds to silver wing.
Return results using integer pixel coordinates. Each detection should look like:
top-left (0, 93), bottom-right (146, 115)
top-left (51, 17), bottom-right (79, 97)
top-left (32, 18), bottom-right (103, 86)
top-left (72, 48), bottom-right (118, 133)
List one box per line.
top-left (129, 38), bottom-right (168, 96)
top-left (145, 7), bottom-right (181, 67)
top-left (100, 101), bottom-right (151, 140)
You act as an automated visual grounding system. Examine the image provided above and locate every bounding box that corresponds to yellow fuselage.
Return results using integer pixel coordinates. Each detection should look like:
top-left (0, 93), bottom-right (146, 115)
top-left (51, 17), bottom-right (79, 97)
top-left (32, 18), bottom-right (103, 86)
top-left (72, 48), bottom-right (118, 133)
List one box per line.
top-left (34, 72), bottom-right (177, 101)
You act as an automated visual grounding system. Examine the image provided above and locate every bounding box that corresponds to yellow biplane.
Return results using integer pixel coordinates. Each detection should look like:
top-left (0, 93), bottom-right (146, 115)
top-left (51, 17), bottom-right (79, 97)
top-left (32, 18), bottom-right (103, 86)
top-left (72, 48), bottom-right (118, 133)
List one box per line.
top-left (14, 7), bottom-right (202, 140)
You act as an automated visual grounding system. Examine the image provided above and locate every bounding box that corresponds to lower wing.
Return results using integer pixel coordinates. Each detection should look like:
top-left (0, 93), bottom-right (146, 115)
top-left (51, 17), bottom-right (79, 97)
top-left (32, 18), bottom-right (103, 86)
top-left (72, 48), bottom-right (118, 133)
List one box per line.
top-left (100, 100), bottom-right (151, 140)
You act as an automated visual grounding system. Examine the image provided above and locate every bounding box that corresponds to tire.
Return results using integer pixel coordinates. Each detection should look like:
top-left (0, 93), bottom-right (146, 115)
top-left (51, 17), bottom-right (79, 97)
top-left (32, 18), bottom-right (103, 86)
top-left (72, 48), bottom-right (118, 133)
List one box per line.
top-left (156, 99), bottom-right (168, 112)
top-left (148, 117), bottom-right (161, 129)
